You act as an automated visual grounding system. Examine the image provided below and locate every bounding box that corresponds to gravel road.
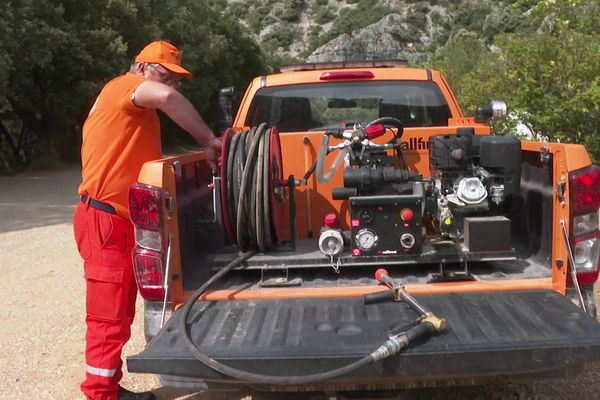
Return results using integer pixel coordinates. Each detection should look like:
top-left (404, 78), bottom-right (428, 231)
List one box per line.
top-left (1, 166), bottom-right (600, 400)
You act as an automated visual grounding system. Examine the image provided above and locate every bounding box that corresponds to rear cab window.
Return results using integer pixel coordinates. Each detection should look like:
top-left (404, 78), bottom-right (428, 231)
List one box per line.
top-left (245, 81), bottom-right (452, 132)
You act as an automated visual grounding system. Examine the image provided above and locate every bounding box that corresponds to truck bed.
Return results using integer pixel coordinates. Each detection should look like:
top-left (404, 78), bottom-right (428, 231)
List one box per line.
top-left (129, 289), bottom-right (600, 387)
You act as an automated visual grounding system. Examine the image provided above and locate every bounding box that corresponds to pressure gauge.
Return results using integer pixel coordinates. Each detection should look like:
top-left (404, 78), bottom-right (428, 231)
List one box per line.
top-left (355, 229), bottom-right (378, 251)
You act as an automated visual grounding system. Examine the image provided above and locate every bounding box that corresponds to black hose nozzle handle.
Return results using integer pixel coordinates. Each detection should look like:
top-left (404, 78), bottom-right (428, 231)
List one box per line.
top-left (363, 290), bottom-right (395, 304)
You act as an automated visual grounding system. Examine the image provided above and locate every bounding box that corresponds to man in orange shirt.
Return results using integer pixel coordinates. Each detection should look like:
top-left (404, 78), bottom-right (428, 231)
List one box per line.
top-left (73, 40), bottom-right (220, 400)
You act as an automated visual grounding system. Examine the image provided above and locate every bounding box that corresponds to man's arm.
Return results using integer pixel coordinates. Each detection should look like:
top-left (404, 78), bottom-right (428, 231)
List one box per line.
top-left (133, 80), bottom-right (221, 170)
top-left (133, 80), bottom-right (216, 145)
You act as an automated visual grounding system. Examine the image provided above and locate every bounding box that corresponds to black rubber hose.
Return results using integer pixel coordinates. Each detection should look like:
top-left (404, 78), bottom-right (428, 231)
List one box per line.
top-left (226, 131), bottom-right (241, 231)
top-left (223, 125), bottom-right (275, 252)
top-left (237, 123), bottom-right (266, 249)
top-left (245, 127), bottom-right (259, 246)
top-left (261, 128), bottom-right (274, 250)
top-left (250, 142), bottom-right (259, 245)
top-left (178, 261), bottom-right (438, 385)
top-left (177, 251), bottom-right (376, 385)
top-left (232, 130), bottom-right (248, 239)
top-left (405, 320), bottom-right (435, 341)
top-left (255, 126), bottom-right (267, 251)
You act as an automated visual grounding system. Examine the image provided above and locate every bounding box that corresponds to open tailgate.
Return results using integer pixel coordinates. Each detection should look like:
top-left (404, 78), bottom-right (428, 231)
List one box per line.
top-left (128, 290), bottom-right (600, 383)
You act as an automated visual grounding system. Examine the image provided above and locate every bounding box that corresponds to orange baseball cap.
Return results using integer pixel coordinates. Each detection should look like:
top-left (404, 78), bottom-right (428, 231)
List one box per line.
top-left (135, 40), bottom-right (192, 78)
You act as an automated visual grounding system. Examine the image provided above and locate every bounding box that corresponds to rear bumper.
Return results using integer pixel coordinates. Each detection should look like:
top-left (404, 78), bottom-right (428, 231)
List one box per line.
top-left (128, 290), bottom-right (600, 385)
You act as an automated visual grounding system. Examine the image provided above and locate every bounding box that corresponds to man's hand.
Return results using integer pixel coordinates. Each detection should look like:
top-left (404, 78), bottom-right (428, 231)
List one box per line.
top-left (203, 137), bottom-right (222, 172)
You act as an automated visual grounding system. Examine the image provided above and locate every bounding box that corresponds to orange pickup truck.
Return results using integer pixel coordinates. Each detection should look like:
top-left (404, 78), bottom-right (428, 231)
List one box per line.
top-left (127, 61), bottom-right (600, 394)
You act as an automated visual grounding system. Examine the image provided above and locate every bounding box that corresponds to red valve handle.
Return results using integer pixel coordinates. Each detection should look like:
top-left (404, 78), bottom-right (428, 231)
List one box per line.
top-left (365, 124), bottom-right (385, 140)
top-left (375, 268), bottom-right (390, 283)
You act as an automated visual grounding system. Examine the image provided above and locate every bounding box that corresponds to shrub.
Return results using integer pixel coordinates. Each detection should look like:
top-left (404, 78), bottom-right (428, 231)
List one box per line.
top-left (228, 2), bottom-right (251, 18)
top-left (413, 2), bottom-right (430, 14)
top-left (406, 11), bottom-right (427, 31)
top-left (276, 0), bottom-right (305, 22)
top-left (314, 5), bottom-right (336, 24)
top-left (263, 24), bottom-right (300, 49)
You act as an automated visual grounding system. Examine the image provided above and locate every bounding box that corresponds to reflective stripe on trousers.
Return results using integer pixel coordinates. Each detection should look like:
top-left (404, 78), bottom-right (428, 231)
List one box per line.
top-left (86, 365), bottom-right (117, 378)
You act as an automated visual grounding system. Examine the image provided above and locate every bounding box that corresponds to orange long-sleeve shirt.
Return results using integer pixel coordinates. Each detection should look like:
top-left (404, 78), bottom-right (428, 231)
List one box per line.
top-left (78, 72), bottom-right (161, 219)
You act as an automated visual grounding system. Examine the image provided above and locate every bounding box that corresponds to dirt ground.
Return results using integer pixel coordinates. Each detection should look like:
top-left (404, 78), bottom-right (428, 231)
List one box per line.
top-left (2, 166), bottom-right (600, 400)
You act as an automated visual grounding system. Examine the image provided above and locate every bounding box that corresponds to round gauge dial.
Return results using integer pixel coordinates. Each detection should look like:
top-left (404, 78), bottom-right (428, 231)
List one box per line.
top-left (355, 229), bottom-right (378, 251)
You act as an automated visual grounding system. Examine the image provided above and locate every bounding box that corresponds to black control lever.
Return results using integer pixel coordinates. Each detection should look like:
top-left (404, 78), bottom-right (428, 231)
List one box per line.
top-left (363, 290), bottom-right (395, 304)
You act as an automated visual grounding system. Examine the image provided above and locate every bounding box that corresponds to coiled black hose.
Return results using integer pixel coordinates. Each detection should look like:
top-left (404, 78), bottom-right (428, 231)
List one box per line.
top-left (223, 124), bottom-right (274, 252)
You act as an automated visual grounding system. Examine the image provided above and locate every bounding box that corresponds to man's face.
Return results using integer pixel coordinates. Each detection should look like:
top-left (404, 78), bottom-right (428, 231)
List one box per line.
top-left (145, 63), bottom-right (181, 88)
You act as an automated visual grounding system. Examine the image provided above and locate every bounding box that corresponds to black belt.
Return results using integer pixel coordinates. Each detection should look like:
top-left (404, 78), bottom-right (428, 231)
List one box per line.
top-left (81, 195), bottom-right (117, 215)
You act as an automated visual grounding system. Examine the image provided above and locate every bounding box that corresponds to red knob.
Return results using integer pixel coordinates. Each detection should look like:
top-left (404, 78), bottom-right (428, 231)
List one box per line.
top-left (323, 213), bottom-right (338, 227)
top-left (375, 268), bottom-right (389, 283)
top-left (365, 124), bottom-right (385, 139)
top-left (400, 208), bottom-right (414, 221)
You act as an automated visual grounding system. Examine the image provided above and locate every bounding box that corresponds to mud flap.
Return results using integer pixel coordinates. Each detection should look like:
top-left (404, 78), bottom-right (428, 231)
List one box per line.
top-left (127, 290), bottom-right (600, 383)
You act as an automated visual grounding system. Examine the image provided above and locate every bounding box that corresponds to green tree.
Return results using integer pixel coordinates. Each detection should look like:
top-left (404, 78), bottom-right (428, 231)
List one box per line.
top-left (0, 0), bottom-right (131, 170)
top-left (428, 29), bottom-right (489, 93)
top-left (0, 0), bottom-right (267, 172)
top-left (432, 0), bottom-right (600, 161)
top-left (452, 0), bottom-right (493, 35)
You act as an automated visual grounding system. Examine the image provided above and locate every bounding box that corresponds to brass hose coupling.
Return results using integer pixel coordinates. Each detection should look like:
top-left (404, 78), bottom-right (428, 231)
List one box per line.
top-left (422, 311), bottom-right (446, 332)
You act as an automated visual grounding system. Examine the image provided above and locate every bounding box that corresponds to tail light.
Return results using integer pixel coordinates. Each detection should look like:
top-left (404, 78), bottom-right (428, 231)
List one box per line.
top-left (133, 248), bottom-right (165, 300)
top-left (569, 165), bottom-right (600, 284)
top-left (129, 183), bottom-right (165, 300)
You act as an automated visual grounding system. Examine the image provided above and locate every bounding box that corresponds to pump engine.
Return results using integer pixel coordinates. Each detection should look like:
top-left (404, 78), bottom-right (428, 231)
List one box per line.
top-left (429, 128), bottom-right (521, 238)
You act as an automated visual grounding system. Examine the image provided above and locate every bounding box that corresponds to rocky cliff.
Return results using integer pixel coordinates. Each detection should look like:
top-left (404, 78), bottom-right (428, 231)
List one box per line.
top-left (225, 0), bottom-right (519, 65)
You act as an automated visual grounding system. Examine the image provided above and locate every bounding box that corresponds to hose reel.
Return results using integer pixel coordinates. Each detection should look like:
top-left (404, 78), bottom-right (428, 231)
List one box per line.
top-left (220, 124), bottom-right (286, 252)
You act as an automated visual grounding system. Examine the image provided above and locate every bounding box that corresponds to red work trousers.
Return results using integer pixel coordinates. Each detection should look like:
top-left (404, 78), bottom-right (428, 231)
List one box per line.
top-left (73, 201), bottom-right (138, 400)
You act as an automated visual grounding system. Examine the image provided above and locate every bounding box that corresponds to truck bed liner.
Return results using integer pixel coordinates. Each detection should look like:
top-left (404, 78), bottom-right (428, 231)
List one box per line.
top-left (128, 290), bottom-right (600, 383)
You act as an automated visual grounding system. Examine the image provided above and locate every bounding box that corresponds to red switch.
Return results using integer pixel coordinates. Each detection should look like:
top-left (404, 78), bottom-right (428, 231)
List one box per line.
top-left (400, 208), bottom-right (414, 222)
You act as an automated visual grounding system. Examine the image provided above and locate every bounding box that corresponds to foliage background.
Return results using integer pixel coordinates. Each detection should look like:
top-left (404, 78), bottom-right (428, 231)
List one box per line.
top-left (0, 0), bottom-right (267, 172)
top-left (0, 0), bottom-right (598, 173)
top-left (428, 0), bottom-right (600, 161)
